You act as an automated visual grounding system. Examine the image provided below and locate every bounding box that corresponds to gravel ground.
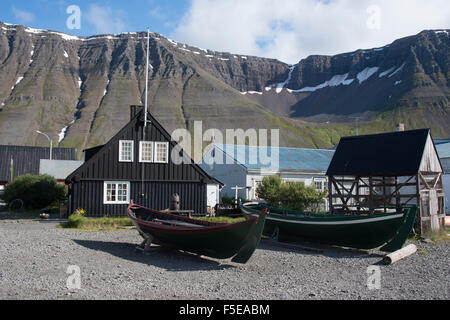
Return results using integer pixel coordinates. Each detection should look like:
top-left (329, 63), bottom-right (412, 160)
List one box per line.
top-left (0, 219), bottom-right (448, 300)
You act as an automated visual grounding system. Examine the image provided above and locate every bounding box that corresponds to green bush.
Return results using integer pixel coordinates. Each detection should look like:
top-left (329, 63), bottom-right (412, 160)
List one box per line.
top-left (221, 196), bottom-right (237, 205)
top-left (64, 214), bottom-right (86, 228)
top-left (256, 176), bottom-right (327, 212)
top-left (3, 174), bottom-right (67, 209)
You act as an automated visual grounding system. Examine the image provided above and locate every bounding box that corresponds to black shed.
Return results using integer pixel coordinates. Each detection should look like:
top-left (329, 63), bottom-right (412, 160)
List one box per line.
top-left (66, 106), bottom-right (222, 217)
top-left (326, 129), bottom-right (445, 235)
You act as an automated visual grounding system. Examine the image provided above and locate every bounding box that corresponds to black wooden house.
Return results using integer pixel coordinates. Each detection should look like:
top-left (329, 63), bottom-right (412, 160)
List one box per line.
top-left (65, 106), bottom-right (222, 217)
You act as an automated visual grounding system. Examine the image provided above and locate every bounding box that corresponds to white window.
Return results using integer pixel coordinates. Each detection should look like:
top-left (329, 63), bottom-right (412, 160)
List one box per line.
top-left (139, 141), bottom-right (154, 163)
top-left (314, 181), bottom-right (323, 191)
top-left (119, 140), bottom-right (134, 162)
top-left (154, 142), bottom-right (169, 163)
top-left (104, 181), bottom-right (130, 204)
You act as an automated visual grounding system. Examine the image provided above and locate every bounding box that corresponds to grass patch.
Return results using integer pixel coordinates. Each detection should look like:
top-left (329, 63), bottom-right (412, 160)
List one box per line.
top-left (194, 216), bottom-right (247, 224)
top-left (60, 215), bottom-right (133, 231)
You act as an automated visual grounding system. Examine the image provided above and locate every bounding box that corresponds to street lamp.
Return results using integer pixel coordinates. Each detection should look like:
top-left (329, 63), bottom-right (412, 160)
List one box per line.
top-left (36, 130), bottom-right (52, 160)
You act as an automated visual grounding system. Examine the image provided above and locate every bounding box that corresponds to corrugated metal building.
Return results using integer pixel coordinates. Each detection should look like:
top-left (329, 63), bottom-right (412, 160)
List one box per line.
top-left (65, 106), bottom-right (222, 217)
top-left (0, 145), bottom-right (78, 184)
top-left (436, 141), bottom-right (450, 214)
top-left (200, 144), bottom-right (334, 208)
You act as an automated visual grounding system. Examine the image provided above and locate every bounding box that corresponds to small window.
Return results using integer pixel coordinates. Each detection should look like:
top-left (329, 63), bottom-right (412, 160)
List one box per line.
top-left (104, 181), bottom-right (130, 204)
top-left (314, 181), bottom-right (324, 191)
top-left (139, 141), bottom-right (154, 163)
top-left (154, 142), bottom-right (169, 163)
top-left (119, 140), bottom-right (134, 162)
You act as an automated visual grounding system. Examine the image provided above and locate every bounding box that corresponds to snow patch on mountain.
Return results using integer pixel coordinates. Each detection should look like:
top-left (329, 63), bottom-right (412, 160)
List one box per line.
top-left (58, 119), bottom-right (76, 143)
top-left (241, 91), bottom-right (263, 95)
top-left (388, 63), bottom-right (406, 78)
top-left (270, 65), bottom-right (295, 93)
top-left (379, 67), bottom-right (395, 78)
top-left (288, 73), bottom-right (353, 93)
top-left (356, 67), bottom-right (379, 84)
top-left (11, 76), bottom-right (24, 90)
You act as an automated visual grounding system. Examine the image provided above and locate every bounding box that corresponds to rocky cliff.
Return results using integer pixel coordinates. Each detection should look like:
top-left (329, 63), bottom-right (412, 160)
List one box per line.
top-left (0, 22), bottom-right (448, 158)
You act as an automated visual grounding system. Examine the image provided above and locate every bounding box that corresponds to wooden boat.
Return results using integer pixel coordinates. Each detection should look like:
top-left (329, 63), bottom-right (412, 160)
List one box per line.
top-left (127, 202), bottom-right (267, 264)
top-left (240, 202), bottom-right (417, 252)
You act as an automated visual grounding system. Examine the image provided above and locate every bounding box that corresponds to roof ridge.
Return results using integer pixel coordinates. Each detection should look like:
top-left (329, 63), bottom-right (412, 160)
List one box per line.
top-left (215, 144), bottom-right (334, 152)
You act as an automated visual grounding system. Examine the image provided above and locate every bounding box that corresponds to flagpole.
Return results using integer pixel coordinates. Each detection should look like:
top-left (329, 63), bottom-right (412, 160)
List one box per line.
top-left (144, 27), bottom-right (150, 128)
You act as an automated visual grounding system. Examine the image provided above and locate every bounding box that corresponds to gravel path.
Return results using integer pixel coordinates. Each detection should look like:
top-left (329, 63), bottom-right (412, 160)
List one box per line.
top-left (0, 220), bottom-right (448, 300)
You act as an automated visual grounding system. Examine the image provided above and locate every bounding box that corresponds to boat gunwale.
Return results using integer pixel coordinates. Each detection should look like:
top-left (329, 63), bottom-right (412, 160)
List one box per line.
top-left (128, 203), bottom-right (260, 235)
top-left (241, 203), bottom-right (413, 222)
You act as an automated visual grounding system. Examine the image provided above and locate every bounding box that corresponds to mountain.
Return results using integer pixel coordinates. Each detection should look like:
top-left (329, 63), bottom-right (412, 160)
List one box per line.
top-left (0, 22), bottom-right (448, 159)
top-left (244, 29), bottom-right (450, 133)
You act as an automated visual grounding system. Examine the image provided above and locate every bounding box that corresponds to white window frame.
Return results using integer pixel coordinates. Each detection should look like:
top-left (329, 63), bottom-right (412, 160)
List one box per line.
top-left (104, 181), bottom-right (130, 204)
top-left (154, 142), bottom-right (169, 164)
top-left (313, 178), bottom-right (326, 191)
top-left (119, 140), bottom-right (134, 162)
top-left (139, 141), bottom-right (154, 163)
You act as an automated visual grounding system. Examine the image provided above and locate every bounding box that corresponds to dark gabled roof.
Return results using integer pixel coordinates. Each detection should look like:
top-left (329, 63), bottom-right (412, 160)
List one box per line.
top-left (326, 129), bottom-right (431, 176)
top-left (66, 107), bottom-right (222, 186)
top-left (83, 145), bottom-right (105, 162)
top-left (0, 145), bottom-right (78, 182)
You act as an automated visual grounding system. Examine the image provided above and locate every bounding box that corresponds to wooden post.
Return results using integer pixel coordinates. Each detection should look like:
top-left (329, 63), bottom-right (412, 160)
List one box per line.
top-left (9, 158), bottom-right (13, 182)
top-left (328, 177), bottom-right (333, 213)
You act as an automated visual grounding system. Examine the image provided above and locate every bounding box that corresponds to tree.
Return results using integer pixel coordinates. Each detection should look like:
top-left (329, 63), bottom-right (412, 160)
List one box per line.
top-left (255, 176), bottom-right (282, 206)
top-left (4, 174), bottom-right (67, 209)
top-left (256, 176), bottom-right (327, 212)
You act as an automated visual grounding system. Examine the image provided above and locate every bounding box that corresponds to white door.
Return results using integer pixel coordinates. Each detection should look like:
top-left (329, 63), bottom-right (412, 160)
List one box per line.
top-left (207, 185), bottom-right (218, 208)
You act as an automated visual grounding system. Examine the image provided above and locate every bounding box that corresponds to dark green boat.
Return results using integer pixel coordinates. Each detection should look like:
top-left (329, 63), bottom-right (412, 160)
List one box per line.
top-left (240, 202), bottom-right (417, 252)
top-left (127, 202), bottom-right (267, 264)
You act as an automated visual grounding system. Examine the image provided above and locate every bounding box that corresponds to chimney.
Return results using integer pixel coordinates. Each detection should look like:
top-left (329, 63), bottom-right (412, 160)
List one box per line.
top-left (130, 105), bottom-right (143, 120)
top-left (396, 123), bottom-right (405, 132)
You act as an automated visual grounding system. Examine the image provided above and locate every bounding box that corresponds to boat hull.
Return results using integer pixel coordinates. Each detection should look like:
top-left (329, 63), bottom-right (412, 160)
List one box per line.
top-left (128, 204), bottom-right (267, 263)
top-left (241, 203), bottom-right (417, 251)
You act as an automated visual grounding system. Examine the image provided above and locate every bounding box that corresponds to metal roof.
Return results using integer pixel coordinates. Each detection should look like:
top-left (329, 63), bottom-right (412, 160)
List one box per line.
top-left (326, 129), bottom-right (431, 176)
top-left (214, 144), bottom-right (335, 172)
top-left (436, 142), bottom-right (450, 159)
top-left (0, 145), bottom-right (78, 182)
top-left (39, 160), bottom-right (84, 180)
top-left (434, 139), bottom-right (450, 145)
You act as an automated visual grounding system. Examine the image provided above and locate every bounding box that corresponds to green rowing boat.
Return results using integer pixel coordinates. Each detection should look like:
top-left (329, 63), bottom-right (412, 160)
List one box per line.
top-left (128, 202), bottom-right (267, 264)
top-left (240, 202), bottom-right (417, 252)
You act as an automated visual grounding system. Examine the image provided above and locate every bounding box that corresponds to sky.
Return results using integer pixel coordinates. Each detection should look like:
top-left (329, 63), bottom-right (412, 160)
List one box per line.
top-left (0, 0), bottom-right (449, 64)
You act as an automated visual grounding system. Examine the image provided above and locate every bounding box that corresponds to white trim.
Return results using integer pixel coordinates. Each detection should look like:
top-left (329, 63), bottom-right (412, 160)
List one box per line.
top-left (139, 141), bottom-right (154, 163)
top-left (154, 142), bottom-right (169, 163)
top-left (119, 140), bottom-right (134, 162)
top-left (266, 214), bottom-right (404, 225)
top-left (104, 181), bottom-right (130, 204)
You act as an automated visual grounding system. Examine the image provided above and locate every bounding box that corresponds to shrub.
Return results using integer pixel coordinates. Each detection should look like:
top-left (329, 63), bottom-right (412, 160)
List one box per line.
top-left (256, 176), bottom-right (327, 212)
top-left (64, 214), bottom-right (86, 228)
top-left (3, 174), bottom-right (67, 209)
top-left (255, 176), bottom-right (282, 205)
top-left (221, 196), bottom-right (237, 206)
